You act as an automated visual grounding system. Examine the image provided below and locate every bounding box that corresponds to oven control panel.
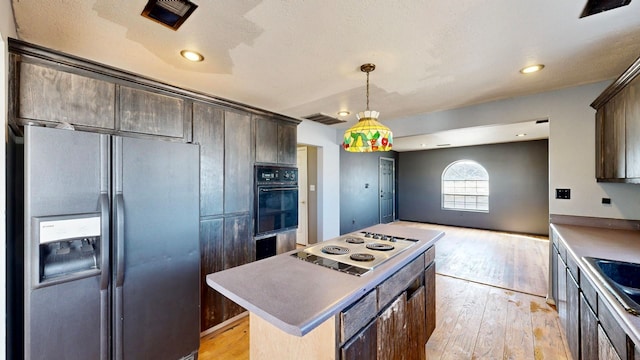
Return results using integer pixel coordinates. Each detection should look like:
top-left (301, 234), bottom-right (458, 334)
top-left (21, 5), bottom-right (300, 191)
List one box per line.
top-left (256, 165), bottom-right (298, 185)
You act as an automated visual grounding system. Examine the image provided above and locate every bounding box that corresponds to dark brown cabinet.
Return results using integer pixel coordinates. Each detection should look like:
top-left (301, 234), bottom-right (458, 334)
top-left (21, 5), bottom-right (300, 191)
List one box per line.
top-left (193, 102), bottom-right (224, 217)
top-left (377, 293), bottom-right (407, 360)
top-left (255, 117), bottom-right (297, 165)
top-left (341, 320), bottom-right (377, 360)
top-left (119, 86), bottom-right (184, 138)
top-left (424, 261), bottom-right (436, 339)
top-left (200, 219), bottom-right (224, 329)
top-left (16, 61), bottom-right (116, 129)
top-left (592, 56), bottom-right (640, 183)
top-left (224, 111), bottom-right (252, 214)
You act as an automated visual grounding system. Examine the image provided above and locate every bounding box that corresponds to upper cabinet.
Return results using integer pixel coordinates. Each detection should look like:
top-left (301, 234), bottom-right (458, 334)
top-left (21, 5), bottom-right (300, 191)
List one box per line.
top-left (119, 87), bottom-right (184, 138)
top-left (592, 56), bottom-right (640, 183)
top-left (16, 61), bottom-right (116, 129)
top-left (255, 116), bottom-right (298, 166)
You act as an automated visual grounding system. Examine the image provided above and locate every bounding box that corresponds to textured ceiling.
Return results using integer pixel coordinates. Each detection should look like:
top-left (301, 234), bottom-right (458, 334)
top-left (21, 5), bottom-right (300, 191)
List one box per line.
top-left (10, 0), bottom-right (640, 149)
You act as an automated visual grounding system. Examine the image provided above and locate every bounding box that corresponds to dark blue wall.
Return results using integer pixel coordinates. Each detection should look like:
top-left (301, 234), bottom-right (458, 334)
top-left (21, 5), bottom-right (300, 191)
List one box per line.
top-left (340, 150), bottom-right (399, 234)
top-left (398, 140), bottom-right (549, 235)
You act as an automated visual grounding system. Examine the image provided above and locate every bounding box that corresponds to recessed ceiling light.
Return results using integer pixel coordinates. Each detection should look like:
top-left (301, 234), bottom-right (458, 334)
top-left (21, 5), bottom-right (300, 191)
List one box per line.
top-left (516, 133), bottom-right (527, 137)
top-left (520, 64), bottom-right (545, 74)
top-left (420, 144), bottom-right (427, 147)
top-left (180, 50), bottom-right (204, 62)
top-left (337, 111), bottom-right (350, 117)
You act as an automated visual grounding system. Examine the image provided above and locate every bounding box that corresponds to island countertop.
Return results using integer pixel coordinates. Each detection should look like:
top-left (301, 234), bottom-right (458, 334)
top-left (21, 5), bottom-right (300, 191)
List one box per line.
top-left (206, 223), bottom-right (444, 337)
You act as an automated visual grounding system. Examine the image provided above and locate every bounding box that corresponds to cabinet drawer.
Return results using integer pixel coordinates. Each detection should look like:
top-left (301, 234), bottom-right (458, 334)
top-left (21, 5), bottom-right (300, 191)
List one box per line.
top-left (377, 255), bottom-right (424, 311)
top-left (423, 246), bottom-right (435, 268)
top-left (339, 290), bottom-right (377, 344)
top-left (579, 271), bottom-right (598, 314)
top-left (599, 301), bottom-right (628, 359)
top-left (567, 255), bottom-right (580, 284)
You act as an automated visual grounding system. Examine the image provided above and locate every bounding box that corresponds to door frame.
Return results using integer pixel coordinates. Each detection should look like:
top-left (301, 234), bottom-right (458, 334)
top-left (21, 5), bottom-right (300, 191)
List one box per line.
top-left (379, 157), bottom-right (395, 223)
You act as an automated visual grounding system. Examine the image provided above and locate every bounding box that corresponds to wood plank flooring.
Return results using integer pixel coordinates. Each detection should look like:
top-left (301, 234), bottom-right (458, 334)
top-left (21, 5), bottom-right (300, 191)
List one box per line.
top-left (199, 222), bottom-right (570, 360)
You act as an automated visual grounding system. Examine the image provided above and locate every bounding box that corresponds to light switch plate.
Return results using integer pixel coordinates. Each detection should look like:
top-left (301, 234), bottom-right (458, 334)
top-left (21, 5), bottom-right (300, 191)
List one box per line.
top-left (556, 188), bottom-right (571, 199)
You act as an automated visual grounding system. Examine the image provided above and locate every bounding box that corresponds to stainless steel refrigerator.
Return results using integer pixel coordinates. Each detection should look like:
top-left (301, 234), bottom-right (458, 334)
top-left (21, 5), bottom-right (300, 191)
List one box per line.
top-left (8, 125), bottom-right (200, 359)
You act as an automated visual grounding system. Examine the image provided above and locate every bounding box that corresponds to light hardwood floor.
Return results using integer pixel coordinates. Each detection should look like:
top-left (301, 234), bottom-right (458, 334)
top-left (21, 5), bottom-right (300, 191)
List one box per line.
top-left (199, 223), bottom-right (569, 360)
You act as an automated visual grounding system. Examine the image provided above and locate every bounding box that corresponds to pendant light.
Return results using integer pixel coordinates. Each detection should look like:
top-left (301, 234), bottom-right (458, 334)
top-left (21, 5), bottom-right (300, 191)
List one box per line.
top-left (342, 63), bottom-right (393, 152)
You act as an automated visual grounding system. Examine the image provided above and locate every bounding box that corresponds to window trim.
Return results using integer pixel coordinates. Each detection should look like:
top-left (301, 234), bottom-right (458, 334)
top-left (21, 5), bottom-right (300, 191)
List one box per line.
top-left (441, 160), bottom-right (489, 213)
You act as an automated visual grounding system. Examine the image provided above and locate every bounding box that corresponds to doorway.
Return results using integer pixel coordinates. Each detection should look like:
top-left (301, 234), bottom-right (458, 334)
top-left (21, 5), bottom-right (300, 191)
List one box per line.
top-left (296, 146), bottom-right (308, 245)
top-left (379, 157), bottom-right (395, 224)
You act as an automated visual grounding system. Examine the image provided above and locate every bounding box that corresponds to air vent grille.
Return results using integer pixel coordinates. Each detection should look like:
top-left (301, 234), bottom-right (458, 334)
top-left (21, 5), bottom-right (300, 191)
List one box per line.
top-left (303, 113), bottom-right (346, 125)
top-left (141, 0), bottom-right (198, 31)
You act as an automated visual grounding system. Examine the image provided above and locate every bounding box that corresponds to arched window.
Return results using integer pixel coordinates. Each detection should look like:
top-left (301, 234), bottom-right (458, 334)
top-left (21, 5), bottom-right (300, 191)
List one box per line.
top-left (442, 160), bottom-right (489, 212)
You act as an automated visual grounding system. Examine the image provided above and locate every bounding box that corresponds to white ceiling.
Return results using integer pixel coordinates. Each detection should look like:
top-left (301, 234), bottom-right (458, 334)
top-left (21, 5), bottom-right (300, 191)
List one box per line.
top-left (10, 0), bottom-right (640, 151)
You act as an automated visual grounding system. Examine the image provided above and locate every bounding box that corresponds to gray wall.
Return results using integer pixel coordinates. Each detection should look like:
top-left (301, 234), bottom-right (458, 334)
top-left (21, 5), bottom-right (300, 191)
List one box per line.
top-left (398, 140), bottom-right (549, 235)
top-left (340, 150), bottom-right (399, 234)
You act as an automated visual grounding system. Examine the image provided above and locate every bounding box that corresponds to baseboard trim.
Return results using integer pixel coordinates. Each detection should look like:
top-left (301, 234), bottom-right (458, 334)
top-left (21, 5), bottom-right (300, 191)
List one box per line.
top-left (200, 311), bottom-right (249, 338)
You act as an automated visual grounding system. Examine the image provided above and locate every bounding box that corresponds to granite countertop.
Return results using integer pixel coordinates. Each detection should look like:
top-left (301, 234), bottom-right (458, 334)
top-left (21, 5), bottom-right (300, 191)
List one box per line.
top-left (550, 223), bottom-right (640, 345)
top-left (206, 224), bottom-right (444, 337)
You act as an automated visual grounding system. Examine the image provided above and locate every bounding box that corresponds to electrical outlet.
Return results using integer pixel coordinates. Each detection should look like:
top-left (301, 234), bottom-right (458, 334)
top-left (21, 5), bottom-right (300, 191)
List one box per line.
top-left (556, 188), bottom-right (571, 199)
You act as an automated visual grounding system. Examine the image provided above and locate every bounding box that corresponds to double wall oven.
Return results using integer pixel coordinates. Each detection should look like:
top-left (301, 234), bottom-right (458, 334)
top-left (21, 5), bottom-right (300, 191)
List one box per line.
top-left (255, 165), bottom-right (299, 238)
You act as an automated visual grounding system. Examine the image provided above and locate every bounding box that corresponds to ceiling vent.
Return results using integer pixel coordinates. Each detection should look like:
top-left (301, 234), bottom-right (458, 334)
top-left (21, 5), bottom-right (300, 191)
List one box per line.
top-left (302, 113), bottom-right (347, 126)
top-left (141, 0), bottom-right (198, 30)
top-left (580, 0), bottom-right (631, 18)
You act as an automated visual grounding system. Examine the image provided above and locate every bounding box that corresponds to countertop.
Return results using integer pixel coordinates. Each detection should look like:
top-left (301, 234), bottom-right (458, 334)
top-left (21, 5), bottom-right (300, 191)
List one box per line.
top-left (550, 223), bottom-right (640, 345)
top-left (206, 224), bottom-right (444, 337)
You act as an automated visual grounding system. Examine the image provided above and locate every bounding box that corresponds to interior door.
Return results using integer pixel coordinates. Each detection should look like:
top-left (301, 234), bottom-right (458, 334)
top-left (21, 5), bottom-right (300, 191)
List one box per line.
top-left (379, 157), bottom-right (395, 224)
top-left (296, 146), bottom-right (308, 245)
top-left (113, 136), bottom-right (200, 359)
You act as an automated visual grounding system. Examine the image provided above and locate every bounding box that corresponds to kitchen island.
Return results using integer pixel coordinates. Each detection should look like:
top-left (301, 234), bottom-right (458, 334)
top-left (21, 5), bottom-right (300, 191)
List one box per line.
top-left (206, 223), bottom-right (444, 360)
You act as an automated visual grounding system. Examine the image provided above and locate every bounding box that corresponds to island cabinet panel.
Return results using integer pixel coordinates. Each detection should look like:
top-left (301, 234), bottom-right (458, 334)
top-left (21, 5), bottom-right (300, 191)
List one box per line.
top-left (199, 218), bottom-right (224, 331)
top-left (18, 62), bottom-right (115, 129)
top-left (598, 325), bottom-right (623, 360)
top-left (255, 116), bottom-right (278, 164)
top-left (119, 86), bottom-right (184, 138)
top-left (340, 320), bottom-right (377, 360)
top-left (377, 293), bottom-right (407, 360)
top-left (626, 76), bottom-right (640, 178)
top-left (224, 111), bottom-right (252, 214)
top-left (193, 102), bottom-right (224, 217)
top-left (424, 262), bottom-right (436, 339)
top-left (277, 123), bottom-right (297, 165)
top-left (339, 290), bottom-right (377, 343)
top-left (406, 286), bottom-right (427, 360)
top-left (580, 294), bottom-right (599, 360)
top-left (223, 215), bottom-right (252, 319)
top-left (377, 255), bottom-right (424, 310)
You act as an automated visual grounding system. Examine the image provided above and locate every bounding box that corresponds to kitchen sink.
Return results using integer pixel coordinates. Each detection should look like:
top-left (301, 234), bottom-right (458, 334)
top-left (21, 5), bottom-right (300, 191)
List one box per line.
top-left (584, 257), bottom-right (640, 316)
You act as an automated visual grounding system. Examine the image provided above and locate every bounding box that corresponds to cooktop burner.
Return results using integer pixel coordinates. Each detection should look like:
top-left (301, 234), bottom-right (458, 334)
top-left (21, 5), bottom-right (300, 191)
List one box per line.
top-left (292, 231), bottom-right (417, 276)
top-left (350, 253), bottom-right (375, 262)
top-left (322, 245), bottom-right (350, 255)
top-left (366, 243), bottom-right (395, 251)
top-left (345, 237), bottom-right (364, 244)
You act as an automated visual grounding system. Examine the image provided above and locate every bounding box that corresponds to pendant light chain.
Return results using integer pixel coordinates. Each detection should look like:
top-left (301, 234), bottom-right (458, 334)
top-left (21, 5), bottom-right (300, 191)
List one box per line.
top-left (366, 70), bottom-right (370, 111)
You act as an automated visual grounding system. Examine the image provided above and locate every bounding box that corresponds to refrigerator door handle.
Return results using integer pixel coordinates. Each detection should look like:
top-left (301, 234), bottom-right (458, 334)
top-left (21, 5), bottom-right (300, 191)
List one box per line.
top-left (114, 193), bottom-right (125, 360)
top-left (99, 193), bottom-right (110, 360)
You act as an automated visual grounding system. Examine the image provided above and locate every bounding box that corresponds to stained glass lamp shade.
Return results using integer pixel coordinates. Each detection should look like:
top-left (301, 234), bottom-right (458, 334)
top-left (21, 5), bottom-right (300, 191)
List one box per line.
top-left (342, 110), bottom-right (393, 152)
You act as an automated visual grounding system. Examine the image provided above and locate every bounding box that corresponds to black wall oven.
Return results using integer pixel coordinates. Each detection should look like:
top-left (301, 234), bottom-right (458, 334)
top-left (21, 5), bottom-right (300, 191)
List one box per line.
top-left (255, 165), bottom-right (299, 237)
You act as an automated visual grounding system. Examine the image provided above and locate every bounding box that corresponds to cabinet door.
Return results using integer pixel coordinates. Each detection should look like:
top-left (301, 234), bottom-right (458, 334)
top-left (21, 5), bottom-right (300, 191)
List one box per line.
top-left (566, 269), bottom-right (580, 360)
top-left (224, 111), bottom-right (252, 214)
top-left (255, 117), bottom-right (278, 163)
top-left (626, 75), bottom-right (640, 179)
top-left (341, 319), bottom-right (377, 360)
top-left (193, 102), bottom-right (224, 216)
top-left (276, 230), bottom-right (297, 254)
top-left (599, 299), bottom-right (628, 359)
top-left (278, 123), bottom-right (297, 165)
top-left (424, 261), bottom-right (436, 340)
top-left (223, 215), bottom-right (252, 318)
top-left (556, 254), bottom-right (567, 331)
top-left (18, 62), bottom-right (115, 129)
top-left (596, 107), bottom-right (605, 179)
top-left (407, 285), bottom-right (426, 360)
top-left (200, 218), bottom-right (224, 331)
top-left (377, 293), bottom-right (407, 360)
top-left (119, 86), bottom-right (184, 138)
top-left (602, 90), bottom-right (627, 179)
top-left (598, 325), bottom-right (622, 360)
top-left (580, 293), bottom-right (598, 360)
